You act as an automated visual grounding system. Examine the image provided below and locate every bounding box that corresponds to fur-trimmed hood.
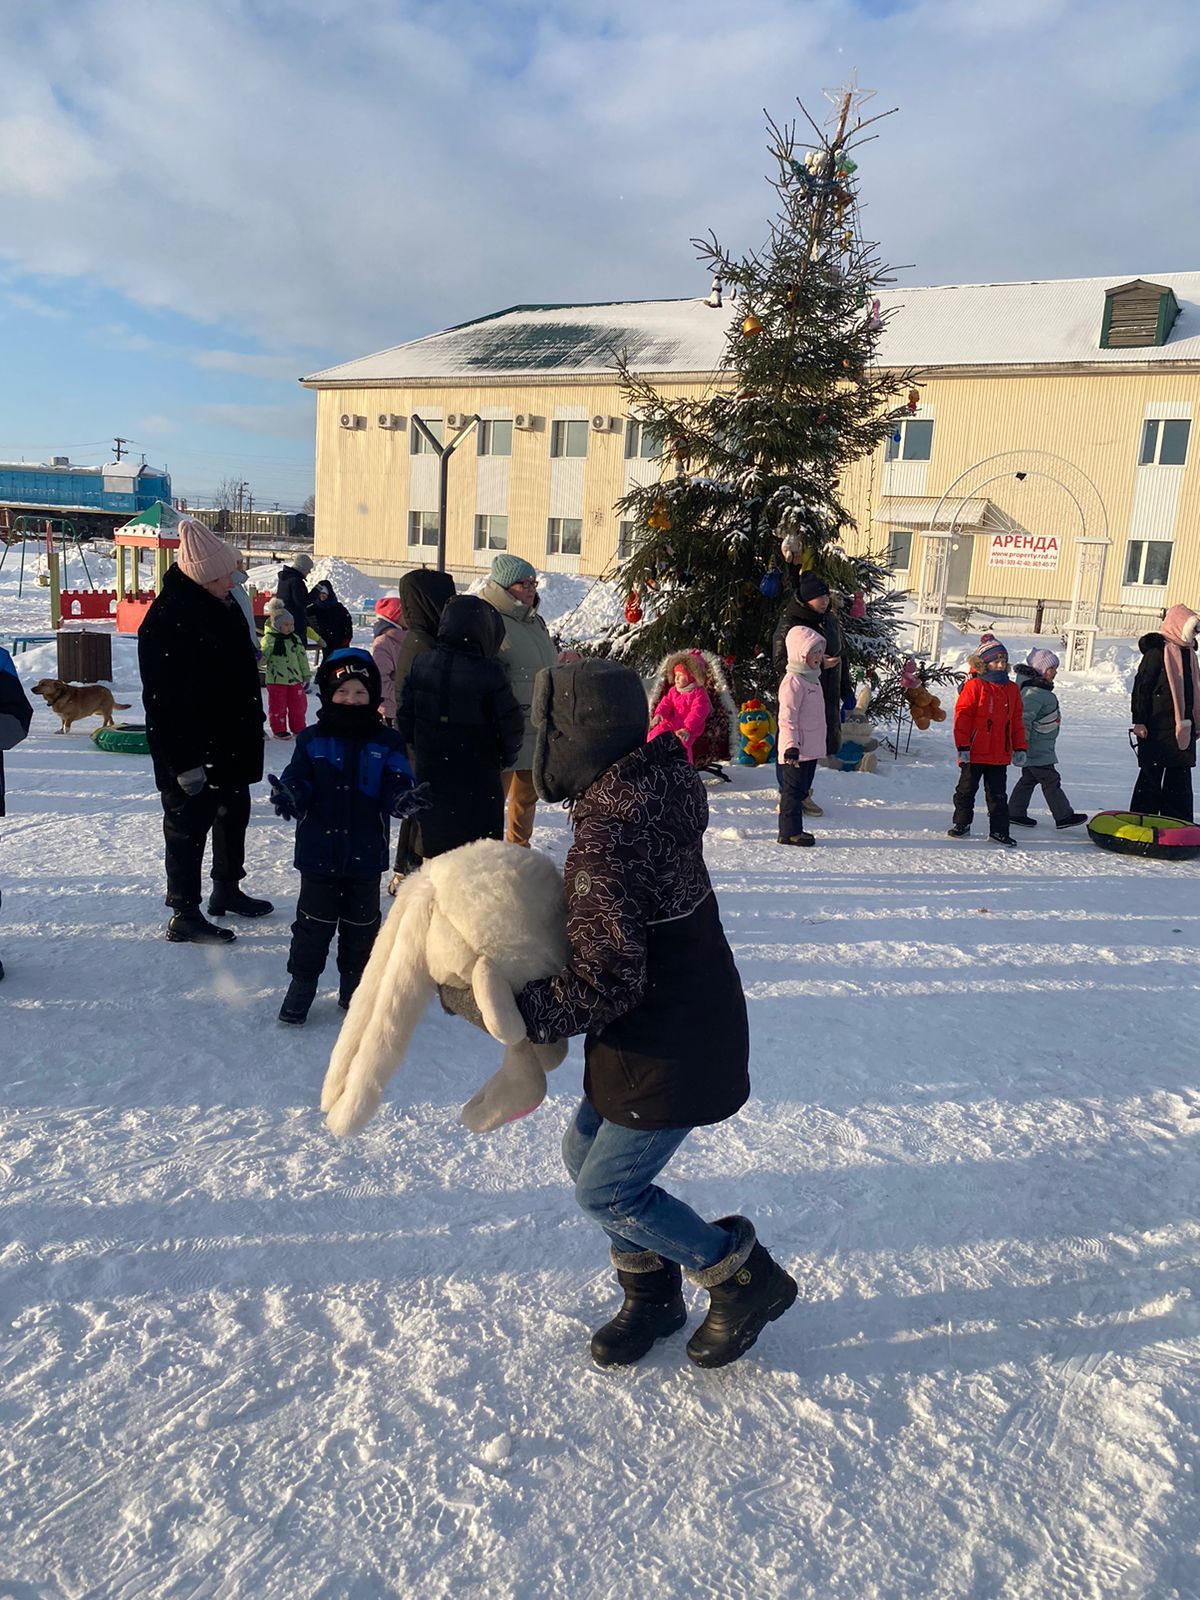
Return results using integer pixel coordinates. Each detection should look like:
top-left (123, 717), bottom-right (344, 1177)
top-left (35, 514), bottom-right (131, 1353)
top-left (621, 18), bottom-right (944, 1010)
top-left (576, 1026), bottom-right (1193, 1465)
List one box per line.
top-left (647, 648), bottom-right (738, 763)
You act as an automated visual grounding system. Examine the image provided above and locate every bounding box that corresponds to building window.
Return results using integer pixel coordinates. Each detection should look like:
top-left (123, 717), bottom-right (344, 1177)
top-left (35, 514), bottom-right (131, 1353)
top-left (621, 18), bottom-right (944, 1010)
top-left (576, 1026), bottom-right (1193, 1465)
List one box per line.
top-left (408, 510), bottom-right (440, 548)
top-left (547, 517), bottom-right (583, 556)
top-left (886, 418), bottom-right (934, 462)
top-left (1139, 418), bottom-right (1190, 466)
top-left (887, 529), bottom-right (914, 571)
top-left (1123, 539), bottom-right (1173, 587)
top-left (410, 420), bottom-right (443, 455)
top-left (624, 419), bottom-right (662, 460)
top-left (617, 520), bottom-right (639, 560)
top-left (550, 420), bottom-right (589, 458)
top-left (477, 420), bottom-right (513, 457)
top-left (474, 514), bottom-right (508, 551)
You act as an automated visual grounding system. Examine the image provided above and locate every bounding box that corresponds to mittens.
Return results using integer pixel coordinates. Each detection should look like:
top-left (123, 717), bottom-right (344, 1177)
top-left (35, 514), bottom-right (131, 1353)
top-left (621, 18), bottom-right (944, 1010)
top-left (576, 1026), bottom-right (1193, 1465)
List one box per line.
top-left (268, 773), bottom-right (299, 820)
top-left (390, 782), bottom-right (432, 821)
top-left (1011, 750), bottom-right (1027, 766)
top-left (176, 766), bottom-right (207, 796)
top-left (782, 747), bottom-right (800, 765)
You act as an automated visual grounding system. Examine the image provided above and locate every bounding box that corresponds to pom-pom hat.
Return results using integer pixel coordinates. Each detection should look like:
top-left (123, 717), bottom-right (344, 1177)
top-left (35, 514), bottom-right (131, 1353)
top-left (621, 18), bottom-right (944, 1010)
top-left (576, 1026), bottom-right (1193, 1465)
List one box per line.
top-left (177, 516), bottom-right (237, 584)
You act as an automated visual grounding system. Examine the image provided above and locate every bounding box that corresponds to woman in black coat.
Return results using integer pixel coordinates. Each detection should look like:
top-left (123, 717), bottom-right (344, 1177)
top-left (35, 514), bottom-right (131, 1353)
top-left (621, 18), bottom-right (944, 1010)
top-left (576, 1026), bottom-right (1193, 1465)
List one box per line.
top-left (396, 595), bottom-right (522, 860)
top-left (1130, 604), bottom-right (1200, 822)
top-left (772, 575), bottom-right (852, 752)
top-left (306, 580), bottom-right (353, 664)
top-left (388, 568), bottom-right (456, 886)
top-left (138, 525), bottom-right (271, 943)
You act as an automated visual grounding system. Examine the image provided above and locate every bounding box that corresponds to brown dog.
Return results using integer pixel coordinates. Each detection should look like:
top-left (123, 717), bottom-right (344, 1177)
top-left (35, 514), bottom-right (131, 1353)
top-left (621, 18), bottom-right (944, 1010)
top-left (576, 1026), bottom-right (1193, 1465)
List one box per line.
top-left (33, 678), bottom-right (132, 734)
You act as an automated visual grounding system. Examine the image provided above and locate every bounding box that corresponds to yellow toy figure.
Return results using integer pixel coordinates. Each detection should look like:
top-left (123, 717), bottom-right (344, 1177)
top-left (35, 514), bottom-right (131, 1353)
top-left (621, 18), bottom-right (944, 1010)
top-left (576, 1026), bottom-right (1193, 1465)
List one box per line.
top-left (736, 698), bottom-right (777, 765)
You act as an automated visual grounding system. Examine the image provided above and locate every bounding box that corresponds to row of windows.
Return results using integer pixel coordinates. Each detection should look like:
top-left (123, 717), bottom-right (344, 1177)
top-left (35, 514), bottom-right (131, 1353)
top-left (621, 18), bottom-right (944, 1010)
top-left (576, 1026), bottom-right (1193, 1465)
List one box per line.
top-left (409, 417), bottom-right (664, 460)
top-left (886, 416), bottom-right (1195, 468)
top-left (407, 511), bottom-right (583, 558)
top-left (886, 528), bottom-right (1175, 589)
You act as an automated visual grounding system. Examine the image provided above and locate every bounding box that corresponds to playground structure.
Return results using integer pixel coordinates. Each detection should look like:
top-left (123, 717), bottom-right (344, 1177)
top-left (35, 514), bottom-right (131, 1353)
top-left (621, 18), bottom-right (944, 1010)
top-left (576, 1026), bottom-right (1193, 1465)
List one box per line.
top-left (0, 503), bottom-right (273, 635)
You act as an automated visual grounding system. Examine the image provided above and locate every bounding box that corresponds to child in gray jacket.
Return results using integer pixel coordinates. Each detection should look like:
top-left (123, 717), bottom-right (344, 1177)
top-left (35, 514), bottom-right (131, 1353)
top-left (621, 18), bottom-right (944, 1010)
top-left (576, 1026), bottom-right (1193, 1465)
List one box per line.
top-left (1009, 649), bottom-right (1087, 829)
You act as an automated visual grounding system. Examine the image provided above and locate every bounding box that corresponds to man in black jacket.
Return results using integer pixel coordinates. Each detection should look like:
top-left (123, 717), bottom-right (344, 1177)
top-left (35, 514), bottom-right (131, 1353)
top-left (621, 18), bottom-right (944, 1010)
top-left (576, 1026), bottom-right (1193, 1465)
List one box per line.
top-left (0, 645), bottom-right (33, 980)
top-left (138, 518), bottom-right (273, 944)
top-left (446, 659), bottom-right (796, 1372)
top-left (275, 552), bottom-right (313, 646)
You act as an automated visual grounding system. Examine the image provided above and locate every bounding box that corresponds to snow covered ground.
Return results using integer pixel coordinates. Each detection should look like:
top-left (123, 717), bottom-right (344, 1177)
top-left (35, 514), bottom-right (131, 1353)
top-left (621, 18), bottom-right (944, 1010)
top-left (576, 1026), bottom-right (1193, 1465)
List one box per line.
top-left (2, 574), bottom-right (1199, 1598)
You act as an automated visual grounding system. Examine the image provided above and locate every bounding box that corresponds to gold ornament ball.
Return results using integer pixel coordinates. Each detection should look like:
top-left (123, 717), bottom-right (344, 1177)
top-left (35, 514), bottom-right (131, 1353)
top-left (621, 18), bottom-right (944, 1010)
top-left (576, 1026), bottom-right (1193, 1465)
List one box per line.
top-left (742, 314), bottom-right (764, 338)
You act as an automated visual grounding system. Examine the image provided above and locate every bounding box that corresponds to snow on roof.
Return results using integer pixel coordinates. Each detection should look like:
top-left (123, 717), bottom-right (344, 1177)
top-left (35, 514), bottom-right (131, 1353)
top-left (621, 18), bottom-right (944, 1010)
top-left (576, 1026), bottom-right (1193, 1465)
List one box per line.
top-left (303, 273), bottom-right (1200, 386)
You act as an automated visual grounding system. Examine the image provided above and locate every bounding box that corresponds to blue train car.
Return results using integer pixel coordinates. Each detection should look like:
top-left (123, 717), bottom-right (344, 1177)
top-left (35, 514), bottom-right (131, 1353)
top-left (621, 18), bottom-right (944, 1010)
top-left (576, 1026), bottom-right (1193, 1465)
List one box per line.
top-left (0, 457), bottom-right (172, 527)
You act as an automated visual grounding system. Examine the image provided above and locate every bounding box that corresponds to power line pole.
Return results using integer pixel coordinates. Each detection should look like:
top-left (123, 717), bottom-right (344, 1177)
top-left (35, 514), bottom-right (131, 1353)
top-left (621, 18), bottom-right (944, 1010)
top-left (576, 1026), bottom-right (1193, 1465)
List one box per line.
top-left (112, 437), bottom-right (128, 461)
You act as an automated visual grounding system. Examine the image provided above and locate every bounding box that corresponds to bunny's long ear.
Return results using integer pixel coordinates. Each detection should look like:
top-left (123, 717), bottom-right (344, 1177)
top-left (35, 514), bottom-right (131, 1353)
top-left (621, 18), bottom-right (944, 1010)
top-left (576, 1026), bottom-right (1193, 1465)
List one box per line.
top-left (470, 956), bottom-right (528, 1046)
top-left (321, 874), bottom-right (436, 1137)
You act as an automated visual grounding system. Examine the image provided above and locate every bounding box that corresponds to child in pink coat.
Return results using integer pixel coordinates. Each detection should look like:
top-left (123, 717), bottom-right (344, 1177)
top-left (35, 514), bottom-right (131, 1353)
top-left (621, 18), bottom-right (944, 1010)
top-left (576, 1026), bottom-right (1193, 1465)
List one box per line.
top-left (648, 651), bottom-right (713, 765)
top-left (777, 625), bottom-right (828, 846)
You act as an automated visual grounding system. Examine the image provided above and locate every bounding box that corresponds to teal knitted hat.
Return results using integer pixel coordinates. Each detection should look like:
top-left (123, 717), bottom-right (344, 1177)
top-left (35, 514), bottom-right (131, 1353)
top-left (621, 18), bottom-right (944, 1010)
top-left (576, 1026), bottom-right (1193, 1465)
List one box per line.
top-left (490, 553), bottom-right (537, 588)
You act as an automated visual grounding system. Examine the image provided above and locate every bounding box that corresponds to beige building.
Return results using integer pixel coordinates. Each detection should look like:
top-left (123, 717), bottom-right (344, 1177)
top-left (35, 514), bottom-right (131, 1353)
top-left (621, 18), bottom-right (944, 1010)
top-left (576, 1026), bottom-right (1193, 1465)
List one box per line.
top-left (302, 273), bottom-right (1200, 632)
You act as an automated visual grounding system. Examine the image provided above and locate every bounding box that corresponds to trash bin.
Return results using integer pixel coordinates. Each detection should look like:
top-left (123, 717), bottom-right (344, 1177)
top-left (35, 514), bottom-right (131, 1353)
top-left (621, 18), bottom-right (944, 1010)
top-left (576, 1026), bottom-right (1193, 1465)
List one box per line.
top-left (57, 629), bottom-right (113, 684)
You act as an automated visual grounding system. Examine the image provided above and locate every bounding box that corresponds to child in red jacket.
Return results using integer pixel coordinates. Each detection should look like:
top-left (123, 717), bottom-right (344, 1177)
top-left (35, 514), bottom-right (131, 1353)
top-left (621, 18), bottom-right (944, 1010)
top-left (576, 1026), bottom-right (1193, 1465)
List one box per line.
top-left (948, 639), bottom-right (1028, 847)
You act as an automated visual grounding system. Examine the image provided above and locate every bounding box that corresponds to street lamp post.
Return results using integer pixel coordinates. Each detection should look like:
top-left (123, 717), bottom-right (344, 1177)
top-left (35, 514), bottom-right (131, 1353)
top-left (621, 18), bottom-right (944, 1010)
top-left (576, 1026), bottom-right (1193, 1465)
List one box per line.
top-left (411, 414), bottom-right (481, 573)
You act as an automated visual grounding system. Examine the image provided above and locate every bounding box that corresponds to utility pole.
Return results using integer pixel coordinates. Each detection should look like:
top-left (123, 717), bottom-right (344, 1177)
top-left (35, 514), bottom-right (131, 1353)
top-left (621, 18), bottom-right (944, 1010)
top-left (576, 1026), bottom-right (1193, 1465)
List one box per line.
top-left (410, 414), bottom-right (480, 572)
top-left (112, 437), bottom-right (128, 461)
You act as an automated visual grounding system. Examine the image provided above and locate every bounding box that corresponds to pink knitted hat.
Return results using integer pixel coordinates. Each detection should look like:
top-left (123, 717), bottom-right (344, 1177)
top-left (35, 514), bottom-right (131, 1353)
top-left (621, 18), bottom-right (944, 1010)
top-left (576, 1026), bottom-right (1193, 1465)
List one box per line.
top-left (177, 516), bottom-right (237, 584)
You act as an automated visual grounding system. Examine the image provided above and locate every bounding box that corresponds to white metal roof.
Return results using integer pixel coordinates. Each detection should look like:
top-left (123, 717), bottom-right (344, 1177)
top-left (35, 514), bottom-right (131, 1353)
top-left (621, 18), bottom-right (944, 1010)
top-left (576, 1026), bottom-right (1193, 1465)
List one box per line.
top-left (303, 272), bottom-right (1200, 386)
top-left (875, 495), bottom-right (1005, 529)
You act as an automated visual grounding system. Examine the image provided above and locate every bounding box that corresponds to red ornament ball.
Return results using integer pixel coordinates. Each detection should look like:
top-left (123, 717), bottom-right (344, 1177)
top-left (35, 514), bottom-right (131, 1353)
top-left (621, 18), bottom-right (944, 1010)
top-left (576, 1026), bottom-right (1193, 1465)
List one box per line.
top-left (624, 592), bottom-right (643, 624)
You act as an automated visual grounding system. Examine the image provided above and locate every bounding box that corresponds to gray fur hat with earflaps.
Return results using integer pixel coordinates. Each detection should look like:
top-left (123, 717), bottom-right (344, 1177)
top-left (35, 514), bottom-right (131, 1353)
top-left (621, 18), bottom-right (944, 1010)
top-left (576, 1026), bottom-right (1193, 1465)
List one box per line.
top-left (531, 659), bottom-right (649, 803)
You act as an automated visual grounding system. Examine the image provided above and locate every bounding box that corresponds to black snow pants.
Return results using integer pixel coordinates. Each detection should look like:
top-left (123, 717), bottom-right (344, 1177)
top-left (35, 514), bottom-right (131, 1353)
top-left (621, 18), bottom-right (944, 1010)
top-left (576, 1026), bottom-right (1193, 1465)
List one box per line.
top-left (1130, 764), bottom-right (1194, 824)
top-left (952, 762), bottom-right (1010, 834)
top-left (287, 875), bottom-right (381, 985)
top-left (161, 781), bottom-right (251, 909)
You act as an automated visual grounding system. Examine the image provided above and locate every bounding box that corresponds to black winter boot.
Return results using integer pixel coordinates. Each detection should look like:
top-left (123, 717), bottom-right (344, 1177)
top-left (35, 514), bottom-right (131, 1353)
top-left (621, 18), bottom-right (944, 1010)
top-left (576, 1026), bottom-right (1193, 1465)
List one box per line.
top-left (166, 907), bottom-right (236, 945)
top-left (208, 885), bottom-right (274, 918)
top-left (337, 972), bottom-right (363, 1011)
top-left (590, 1250), bottom-right (688, 1368)
top-left (685, 1216), bottom-right (797, 1369)
top-left (278, 978), bottom-right (317, 1025)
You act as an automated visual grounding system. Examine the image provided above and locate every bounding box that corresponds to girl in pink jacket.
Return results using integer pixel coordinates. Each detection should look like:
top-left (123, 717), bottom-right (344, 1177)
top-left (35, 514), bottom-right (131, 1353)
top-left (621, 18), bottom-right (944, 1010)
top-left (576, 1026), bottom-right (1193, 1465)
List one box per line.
top-left (648, 651), bottom-right (713, 765)
top-left (777, 625), bottom-right (828, 846)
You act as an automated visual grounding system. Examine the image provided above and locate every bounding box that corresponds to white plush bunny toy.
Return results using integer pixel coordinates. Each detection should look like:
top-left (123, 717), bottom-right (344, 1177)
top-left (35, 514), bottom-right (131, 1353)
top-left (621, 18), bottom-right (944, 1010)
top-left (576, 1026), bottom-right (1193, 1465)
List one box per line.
top-left (321, 838), bottom-right (570, 1137)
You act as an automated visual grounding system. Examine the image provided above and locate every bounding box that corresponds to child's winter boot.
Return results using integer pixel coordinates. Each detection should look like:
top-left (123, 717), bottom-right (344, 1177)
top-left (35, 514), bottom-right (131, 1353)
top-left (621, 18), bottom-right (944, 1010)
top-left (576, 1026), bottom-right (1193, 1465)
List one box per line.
top-left (590, 1249), bottom-right (688, 1368)
top-left (1056, 813), bottom-right (1088, 829)
top-left (338, 971), bottom-right (364, 1011)
top-left (779, 831), bottom-right (815, 847)
top-left (278, 978), bottom-right (317, 1025)
top-left (685, 1216), bottom-right (797, 1369)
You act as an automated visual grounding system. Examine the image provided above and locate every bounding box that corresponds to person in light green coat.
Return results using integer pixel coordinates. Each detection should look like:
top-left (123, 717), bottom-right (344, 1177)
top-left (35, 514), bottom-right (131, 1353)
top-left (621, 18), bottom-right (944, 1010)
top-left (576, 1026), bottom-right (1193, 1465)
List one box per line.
top-left (1009, 648), bottom-right (1087, 830)
top-left (262, 610), bottom-right (312, 738)
top-left (479, 554), bottom-right (560, 846)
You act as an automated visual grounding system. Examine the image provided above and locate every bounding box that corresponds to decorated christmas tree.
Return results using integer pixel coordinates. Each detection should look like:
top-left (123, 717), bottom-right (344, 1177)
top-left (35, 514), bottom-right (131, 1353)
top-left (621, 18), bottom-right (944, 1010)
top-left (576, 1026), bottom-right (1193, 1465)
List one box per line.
top-left (608, 87), bottom-right (917, 703)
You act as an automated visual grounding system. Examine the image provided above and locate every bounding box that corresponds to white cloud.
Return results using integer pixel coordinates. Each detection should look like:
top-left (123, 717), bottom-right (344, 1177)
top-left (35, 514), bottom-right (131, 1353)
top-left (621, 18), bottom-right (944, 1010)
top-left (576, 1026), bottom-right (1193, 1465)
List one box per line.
top-left (0, 0), bottom-right (1198, 364)
top-left (195, 401), bottom-right (314, 438)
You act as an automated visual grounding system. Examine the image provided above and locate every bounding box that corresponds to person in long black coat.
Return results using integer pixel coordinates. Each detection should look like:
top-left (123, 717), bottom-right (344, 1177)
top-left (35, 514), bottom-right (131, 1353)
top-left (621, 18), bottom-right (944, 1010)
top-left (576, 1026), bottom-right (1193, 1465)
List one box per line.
top-left (306, 579), bottom-right (353, 664)
top-left (138, 520), bottom-right (272, 944)
top-left (0, 645), bottom-right (33, 981)
top-left (1130, 604), bottom-right (1200, 822)
top-left (771, 573), bottom-right (852, 758)
top-left (392, 568), bottom-right (457, 716)
top-left (396, 595), bottom-right (522, 860)
top-left (275, 554), bottom-right (313, 644)
top-left (387, 567), bottom-right (456, 885)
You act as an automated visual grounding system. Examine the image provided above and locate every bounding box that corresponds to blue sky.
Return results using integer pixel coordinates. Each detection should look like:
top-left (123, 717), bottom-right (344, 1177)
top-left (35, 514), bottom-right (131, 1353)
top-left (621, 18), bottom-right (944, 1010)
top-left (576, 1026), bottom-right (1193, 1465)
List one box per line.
top-left (2, 0), bottom-right (1199, 508)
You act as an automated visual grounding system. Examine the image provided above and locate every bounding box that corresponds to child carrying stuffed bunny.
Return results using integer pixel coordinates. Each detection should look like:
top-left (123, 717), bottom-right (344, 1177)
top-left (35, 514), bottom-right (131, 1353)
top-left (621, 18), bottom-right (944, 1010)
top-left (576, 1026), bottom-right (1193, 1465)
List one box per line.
top-left (647, 650), bottom-right (712, 765)
top-left (270, 649), bottom-right (427, 1025)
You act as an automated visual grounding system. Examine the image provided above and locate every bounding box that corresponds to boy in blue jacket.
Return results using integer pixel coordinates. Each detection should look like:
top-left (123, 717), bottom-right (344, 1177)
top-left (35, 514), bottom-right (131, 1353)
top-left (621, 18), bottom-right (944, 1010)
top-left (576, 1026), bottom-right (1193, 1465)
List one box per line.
top-left (270, 649), bottom-right (427, 1025)
top-left (0, 647), bottom-right (34, 981)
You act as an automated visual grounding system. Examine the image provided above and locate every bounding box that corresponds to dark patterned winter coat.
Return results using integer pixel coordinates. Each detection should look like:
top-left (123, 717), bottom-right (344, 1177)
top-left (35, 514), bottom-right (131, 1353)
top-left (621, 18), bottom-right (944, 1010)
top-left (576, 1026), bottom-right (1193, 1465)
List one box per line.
top-left (138, 563), bottom-right (265, 792)
top-left (517, 734), bottom-right (750, 1131)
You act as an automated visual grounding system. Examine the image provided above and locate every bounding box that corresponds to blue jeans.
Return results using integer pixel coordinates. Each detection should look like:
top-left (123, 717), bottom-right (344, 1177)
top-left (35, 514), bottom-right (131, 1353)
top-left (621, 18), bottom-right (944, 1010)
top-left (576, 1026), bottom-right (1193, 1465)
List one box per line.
top-left (562, 1098), bottom-right (730, 1270)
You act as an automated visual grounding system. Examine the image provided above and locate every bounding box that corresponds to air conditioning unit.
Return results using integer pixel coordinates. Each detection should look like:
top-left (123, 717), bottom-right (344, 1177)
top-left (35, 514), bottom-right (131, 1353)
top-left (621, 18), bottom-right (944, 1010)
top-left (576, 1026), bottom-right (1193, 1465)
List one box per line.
top-left (446, 412), bottom-right (467, 429)
top-left (377, 413), bottom-right (406, 431)
top-left (339, 413), bottom-right (365, 430)
top-left (591, 415), bottom-right (619, 433)
top-left (514, 412), bottom-right (538, 431)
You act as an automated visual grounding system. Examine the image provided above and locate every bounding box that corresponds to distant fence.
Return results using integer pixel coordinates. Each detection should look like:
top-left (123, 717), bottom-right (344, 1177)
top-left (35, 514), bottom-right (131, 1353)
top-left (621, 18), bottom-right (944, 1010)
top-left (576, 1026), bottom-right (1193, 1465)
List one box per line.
top-left (942, 591), bottom-right (1162, 639)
